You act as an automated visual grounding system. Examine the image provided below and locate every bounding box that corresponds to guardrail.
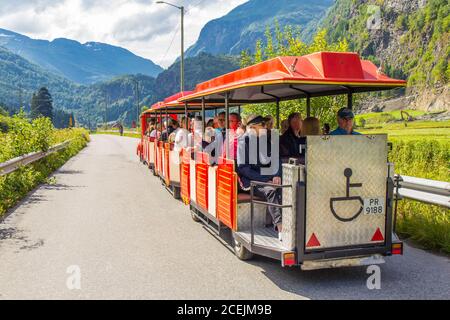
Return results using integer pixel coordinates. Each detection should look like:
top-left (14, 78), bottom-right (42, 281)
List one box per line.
top-left (395, 175), bottom-right (450, 208)
top-left (0, 141), bottom-right (71, 177)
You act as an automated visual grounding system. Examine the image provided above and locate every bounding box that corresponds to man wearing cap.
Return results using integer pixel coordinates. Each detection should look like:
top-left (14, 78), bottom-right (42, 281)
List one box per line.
top-left (330, 108), bottom-right (361, 135)
top-left (237, 115), bottom-right (283, 237)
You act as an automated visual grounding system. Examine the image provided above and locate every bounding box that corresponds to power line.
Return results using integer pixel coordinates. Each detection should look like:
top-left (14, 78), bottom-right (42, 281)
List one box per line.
top-left (157, 21), bottom-right (180, 67)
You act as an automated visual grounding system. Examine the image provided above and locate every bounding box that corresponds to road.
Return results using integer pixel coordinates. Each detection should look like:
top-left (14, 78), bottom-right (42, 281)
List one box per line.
top-left (0, 135), bottom-right (448, 300)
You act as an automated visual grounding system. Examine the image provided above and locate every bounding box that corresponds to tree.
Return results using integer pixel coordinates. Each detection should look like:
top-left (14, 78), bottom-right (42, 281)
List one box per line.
top-left (240, 26), bottom-right (350, 127)
top-left (31, 87), bottom-right (53, 120)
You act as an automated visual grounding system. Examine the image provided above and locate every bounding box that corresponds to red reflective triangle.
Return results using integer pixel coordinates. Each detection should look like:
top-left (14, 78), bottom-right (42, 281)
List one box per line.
top-left (371, 228), bottom-right (385, 242)
top-left (306, 233), bottom-right (321, 248)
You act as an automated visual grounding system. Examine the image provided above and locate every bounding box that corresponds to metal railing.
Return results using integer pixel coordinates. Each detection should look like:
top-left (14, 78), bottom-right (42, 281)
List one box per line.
top-left (0, 141), bottom-right (71, 177)
top-left (395, 175), bottom-right (450, 208)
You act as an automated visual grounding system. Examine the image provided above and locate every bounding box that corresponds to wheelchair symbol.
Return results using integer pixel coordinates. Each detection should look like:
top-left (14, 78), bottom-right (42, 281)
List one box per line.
top-left (330, 168), bottom-right (364, 222)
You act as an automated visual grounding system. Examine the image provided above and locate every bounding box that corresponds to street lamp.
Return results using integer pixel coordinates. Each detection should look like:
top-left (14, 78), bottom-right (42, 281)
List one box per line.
top-left (156, 1), bottom-right (185, 92)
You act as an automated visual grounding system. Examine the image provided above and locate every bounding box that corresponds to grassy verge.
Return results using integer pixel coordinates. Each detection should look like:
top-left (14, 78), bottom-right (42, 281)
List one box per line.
top-left (94, 131), bottom-right (141, 139)
top-left (390, 139), bottom-right (449, 254)
top-left (0, 114), bottom-right (90, 217)
top-left (360, 115), bottom-right (449, 254)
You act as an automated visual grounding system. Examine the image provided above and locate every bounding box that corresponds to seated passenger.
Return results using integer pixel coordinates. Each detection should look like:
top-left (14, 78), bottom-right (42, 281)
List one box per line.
top-left (174, 117), bottom-right (190, 153)
top-left (150, 124), bottom-right (160, 139)
top-left (223, 113), bottom-right (242, 160)
top-left (168, 120), bottom-right (180, 143)
top-left (302, 117), bottom-right (321, 136)
top-left (237, 115), bottom-right (283, 237)
top-left (280, 119), bottom-right (289, 135)
top-left (280, 112), bottom-right (306, 160)
top-left (330, 108), bottom-right (361, 135)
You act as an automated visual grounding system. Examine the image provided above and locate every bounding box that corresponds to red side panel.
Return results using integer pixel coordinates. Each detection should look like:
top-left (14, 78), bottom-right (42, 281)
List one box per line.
top-left (216, 158), bottom-right (237, 230)
top-left (180, 149), bottom-right (190, 205)
top-left (196, 153), bottom-right (209, 212)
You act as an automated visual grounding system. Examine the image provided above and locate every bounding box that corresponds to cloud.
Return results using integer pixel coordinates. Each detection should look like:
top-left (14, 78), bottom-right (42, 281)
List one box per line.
top-left (0, 0), bottom-right (248, 68)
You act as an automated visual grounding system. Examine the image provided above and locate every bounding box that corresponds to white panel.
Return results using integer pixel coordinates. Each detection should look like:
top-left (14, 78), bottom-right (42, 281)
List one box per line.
top-left (149, 142), bottom-right (155, 164)
top-left (236, 203), bottom-right (266, 232)
top-left (190, 160), bottom-right (196, 202)
top-left (281, 163), bottom-right (302, 251)
top-left (208, 166), bottom-right (217, 218)
top-left (169, 151), bottom-right (181, 183)
top-left (305, 135), bottom-right (388, 250)
top-left (161, 148), bottom-right (166, 179)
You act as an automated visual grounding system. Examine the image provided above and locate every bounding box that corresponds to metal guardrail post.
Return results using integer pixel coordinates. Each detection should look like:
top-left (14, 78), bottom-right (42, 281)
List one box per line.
top-left (395, 175), bottom-right (450, 208)
top-left (0, 140), bottom-right (72, 177)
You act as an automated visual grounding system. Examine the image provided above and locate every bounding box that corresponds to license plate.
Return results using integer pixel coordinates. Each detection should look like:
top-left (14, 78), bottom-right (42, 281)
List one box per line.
top-left (363, 197), bottom-right (385, 215)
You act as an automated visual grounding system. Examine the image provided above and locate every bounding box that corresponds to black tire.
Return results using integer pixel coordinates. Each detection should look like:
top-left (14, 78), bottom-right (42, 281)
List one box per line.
top-left (173, 186), bottom-right (181, 200)
top-left (191, 210), bottom-right (201, 223)
top-left (232, 236), bottom-right (254, 261)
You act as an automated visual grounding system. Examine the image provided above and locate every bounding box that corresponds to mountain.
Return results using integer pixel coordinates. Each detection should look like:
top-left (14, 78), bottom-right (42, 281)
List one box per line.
top-left (152, 53), bottom-right (240, 100)
top-left (321, 0), bottom-right (449, 111)
top-left (0, 46), bottom-right (83, 111)
top-left (186, 0), bottom-right (334, 57)
top-left (0, 47), bottom-right (239, 126)
top-left (0, 28), bottom-right (163, 84)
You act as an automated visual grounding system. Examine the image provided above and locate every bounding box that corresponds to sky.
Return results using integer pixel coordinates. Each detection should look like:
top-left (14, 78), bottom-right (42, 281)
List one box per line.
top-left (0, 0), bottom-right (247, 68)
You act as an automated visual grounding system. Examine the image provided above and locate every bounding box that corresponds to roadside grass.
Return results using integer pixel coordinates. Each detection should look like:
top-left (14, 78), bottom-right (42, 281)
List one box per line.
top-left (362, 118), bottom-right (449, 254)
top-left (0, 114), bottom-right (90, 217)
top-left (94, 131), bottom-right (141, 139)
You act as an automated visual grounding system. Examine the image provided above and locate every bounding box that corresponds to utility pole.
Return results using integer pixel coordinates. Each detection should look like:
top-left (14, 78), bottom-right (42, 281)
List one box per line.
top-left (104, 92), bottom-right (109, 129)
top-left (134, 79), bottom-right (141, 128)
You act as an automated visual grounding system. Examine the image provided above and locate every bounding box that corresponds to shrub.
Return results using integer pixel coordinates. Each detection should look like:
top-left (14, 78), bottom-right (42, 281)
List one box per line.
top-left (0, 114), bottom-right (89, 216)
top-left (390, 139), bottom-right (450, 253)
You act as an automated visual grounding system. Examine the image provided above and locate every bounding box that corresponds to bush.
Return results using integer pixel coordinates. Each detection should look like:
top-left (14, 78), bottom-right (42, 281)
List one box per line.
top-left (390, 139), bottom-right (450, 253)
top-left (0, 114), bottom-right (89, 216)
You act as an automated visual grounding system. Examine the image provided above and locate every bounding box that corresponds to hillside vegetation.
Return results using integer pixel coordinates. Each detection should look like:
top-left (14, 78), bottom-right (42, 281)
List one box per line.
top-left (323, 0), bottom-right (449, 89)
top-left (187, 0), bottom-right (334, 57)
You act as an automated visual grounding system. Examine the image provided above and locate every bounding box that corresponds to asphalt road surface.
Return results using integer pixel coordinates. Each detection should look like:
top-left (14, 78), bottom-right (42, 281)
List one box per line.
top-left (0, 135), bottom-right (448, 300)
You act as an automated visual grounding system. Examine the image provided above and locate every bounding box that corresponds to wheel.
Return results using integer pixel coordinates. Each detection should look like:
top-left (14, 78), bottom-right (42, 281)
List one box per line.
top-left (191, 210), bottom-right (201, 222)
top-left (173, 186), bottom-right (181, 200)
top-left (232, 236), bottom-right (254, 261)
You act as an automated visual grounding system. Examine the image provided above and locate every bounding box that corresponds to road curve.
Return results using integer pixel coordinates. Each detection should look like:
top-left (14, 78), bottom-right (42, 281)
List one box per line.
top-left (0, 135), bottom-right (448, 300)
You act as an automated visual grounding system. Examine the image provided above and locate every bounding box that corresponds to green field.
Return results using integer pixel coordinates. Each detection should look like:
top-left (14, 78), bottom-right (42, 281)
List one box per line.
top-left (358, 111), bottom-right (449, 254)
top-left (360, 120), bottom-right (450, 141)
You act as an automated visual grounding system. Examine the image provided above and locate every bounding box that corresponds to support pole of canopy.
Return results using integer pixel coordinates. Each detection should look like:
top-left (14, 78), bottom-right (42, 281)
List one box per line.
top-left (276, 99), bottom-right (280, 129)
top-left (306, 96), bottom-right (311, 118)
top-left (261, 86), bottom-right (281, 129)
top-left (346, 87), bottom-right (354, 110)
top-left (289, 85), bottom-right (312, 118)
top-left (225, 92), bottom-right (230, 159)
top-left (184, 102), bottom-right (188, 129)
top-left (202, 97), bottom-right (206, 140)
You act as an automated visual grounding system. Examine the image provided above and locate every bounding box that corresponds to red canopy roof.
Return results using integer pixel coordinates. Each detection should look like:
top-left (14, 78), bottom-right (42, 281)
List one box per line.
top-left (180, 52), bottom-right (407, 104)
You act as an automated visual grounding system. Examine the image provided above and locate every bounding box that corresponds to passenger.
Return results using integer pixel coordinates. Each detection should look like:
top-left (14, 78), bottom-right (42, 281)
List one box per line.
top-left (302, 117), bottom-right (321, 136)
top-left (215, 112), bottom-right (226, 139)
top-left (168, 120), bottom-right (180, 143)
top-left (222, 112), bottom-right (242, 160)
top-left (206, 119), bottom-right (215, 129)
top-left (265, 115), bottom-right (275, 130)
top-left (279, 112), bottom-right (305, 159)
top-left (237, 115), bottom-right (283, 237)
top-left (174, 117), bottom-right (190, 154)
top-left (330, 108), bottom-right (361, 135)
top-left (280, 119), bottom-right (289, 135)
top-left (150, 123), bottom-right (161, 139)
